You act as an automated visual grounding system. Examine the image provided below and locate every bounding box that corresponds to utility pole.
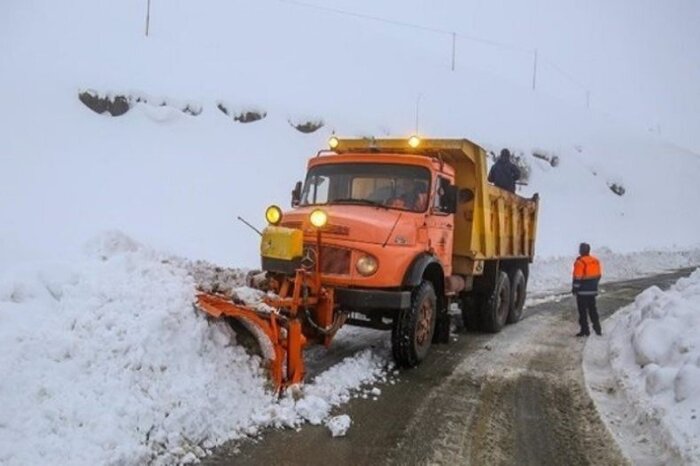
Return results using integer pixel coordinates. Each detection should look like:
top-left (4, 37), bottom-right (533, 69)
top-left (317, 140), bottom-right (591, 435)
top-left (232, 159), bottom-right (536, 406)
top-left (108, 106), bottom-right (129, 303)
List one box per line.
top-left (415, 93), bottom-right (422, 133)
top-left (145, 0), bottom-right (151, 37)
top-left (532, 48), bottom-right (538, 91)
top-left (451, 32), bottom-right (456, 71)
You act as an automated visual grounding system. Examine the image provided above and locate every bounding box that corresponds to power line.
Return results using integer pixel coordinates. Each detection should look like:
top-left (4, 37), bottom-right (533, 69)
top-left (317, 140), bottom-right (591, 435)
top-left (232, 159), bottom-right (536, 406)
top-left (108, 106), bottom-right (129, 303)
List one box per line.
top-left (270, 0), bottom-right (531, 54)
top-left (540, 57), bottom-right (588, 91)
top-left (274, 0), bottom-right (452, 35)
top-left (262, 0), bottom-right (593, 107)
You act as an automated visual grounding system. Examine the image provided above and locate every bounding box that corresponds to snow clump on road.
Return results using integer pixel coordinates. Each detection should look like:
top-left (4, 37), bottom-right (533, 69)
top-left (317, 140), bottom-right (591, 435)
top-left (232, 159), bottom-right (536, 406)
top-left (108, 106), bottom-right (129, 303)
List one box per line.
top-left (326, 415), bottom-right (352, 437)
top-left (584, 268), bottom-right (700, 464)
top-left (0, 232), bottom-right (388, 465)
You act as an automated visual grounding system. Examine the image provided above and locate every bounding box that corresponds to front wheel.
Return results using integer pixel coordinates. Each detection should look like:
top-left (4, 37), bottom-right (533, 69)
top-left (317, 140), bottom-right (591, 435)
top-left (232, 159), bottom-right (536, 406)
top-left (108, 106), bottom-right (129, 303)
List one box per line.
top-left (392, 281), bottom-right (437, 368)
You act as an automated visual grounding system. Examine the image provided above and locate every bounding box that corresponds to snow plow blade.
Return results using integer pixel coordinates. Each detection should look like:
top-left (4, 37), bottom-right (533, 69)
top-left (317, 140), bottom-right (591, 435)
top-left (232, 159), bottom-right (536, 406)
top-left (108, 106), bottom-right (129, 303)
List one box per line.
top-left (196, 293), bottom-right (287, 388)
top-left (196, 292), bottom-right (306, 391)
top-left (195, 269), bottom-right (339, 392)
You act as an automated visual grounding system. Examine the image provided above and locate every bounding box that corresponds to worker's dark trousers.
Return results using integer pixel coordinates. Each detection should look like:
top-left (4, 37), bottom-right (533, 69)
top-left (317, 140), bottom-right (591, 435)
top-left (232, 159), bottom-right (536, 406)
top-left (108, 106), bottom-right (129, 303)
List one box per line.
top-left (576, 295), bottom-right (600, 334)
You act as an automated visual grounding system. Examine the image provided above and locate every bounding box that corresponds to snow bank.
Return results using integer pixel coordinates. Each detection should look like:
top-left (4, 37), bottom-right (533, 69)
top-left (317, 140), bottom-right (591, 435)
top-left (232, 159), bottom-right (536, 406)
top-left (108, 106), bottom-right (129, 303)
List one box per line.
top-left (0, 232), bottom-right (389, 465)
top-left (584, 269), bottom-right (700, 464)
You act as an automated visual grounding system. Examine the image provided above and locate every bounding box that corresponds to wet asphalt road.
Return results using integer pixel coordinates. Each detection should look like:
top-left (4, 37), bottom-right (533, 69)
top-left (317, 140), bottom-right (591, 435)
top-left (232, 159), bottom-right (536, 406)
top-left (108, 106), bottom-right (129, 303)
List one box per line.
top-left (203, 268), bottom-right (695, 466)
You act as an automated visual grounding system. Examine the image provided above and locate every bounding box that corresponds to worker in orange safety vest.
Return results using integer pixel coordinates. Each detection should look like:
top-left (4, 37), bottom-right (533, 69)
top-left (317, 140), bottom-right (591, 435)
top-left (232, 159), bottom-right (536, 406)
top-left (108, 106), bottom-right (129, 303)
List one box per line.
top-left (572, 242), bottom-right (603, 337)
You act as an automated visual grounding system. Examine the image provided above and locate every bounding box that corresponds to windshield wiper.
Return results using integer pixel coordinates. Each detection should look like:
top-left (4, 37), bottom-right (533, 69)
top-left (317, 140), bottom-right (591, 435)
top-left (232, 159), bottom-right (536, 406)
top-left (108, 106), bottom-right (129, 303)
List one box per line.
top-left (332, 198), bottom-right (389, 209)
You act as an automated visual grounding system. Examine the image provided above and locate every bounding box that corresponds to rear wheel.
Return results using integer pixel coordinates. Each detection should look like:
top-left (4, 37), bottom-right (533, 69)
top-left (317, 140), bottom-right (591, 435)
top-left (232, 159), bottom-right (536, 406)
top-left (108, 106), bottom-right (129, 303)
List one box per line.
top-left (506, 268), bottom-right (527, 324)
top-left (392, 281), bottom-right (437, 367)
top-left (480, 271), bottom-right (511, 333)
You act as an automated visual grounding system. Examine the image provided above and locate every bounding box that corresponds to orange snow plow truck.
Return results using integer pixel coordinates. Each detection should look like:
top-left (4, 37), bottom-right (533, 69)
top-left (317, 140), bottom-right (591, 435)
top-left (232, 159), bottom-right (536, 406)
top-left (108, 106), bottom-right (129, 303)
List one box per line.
top-left (196, 137), bottom-right (539, 390)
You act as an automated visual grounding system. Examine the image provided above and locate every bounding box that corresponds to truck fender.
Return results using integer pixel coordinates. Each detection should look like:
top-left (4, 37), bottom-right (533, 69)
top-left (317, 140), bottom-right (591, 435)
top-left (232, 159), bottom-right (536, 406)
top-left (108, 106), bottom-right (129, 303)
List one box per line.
top-left (403, 253), bottom-right (444, 291)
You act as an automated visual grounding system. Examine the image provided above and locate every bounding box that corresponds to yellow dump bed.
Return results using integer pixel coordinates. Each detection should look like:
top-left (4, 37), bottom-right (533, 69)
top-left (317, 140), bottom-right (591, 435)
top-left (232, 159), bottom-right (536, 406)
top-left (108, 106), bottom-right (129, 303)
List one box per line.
top-left (330, 138), bottom-right (539, 275)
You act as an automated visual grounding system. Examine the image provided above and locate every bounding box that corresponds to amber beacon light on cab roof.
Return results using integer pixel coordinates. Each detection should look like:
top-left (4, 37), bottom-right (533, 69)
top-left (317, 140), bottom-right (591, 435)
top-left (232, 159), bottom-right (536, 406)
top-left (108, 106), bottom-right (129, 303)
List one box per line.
top-left (196, 136), bottom-right (540, 391)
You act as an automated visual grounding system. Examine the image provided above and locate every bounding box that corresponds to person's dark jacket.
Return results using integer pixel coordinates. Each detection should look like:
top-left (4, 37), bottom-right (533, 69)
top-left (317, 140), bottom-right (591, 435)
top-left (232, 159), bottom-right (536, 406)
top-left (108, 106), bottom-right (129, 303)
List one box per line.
top-left (488, 158), bottom-right (521, 193)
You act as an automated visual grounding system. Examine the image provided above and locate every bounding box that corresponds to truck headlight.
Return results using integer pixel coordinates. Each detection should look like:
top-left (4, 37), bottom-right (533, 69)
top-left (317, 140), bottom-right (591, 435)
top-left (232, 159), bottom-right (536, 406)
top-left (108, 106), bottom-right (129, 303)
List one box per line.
top-left (309, 209), bottom-right (328, 228)
top-left (265, 205), bottom-right (282, 225)
top-left (356, 255), bottom-right (378, 276)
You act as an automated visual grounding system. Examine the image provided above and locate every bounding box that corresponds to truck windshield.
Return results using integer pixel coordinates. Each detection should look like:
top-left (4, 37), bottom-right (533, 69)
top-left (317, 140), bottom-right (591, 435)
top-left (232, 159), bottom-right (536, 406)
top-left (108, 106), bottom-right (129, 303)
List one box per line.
top-left (300, 163), bottom-right (431, 212)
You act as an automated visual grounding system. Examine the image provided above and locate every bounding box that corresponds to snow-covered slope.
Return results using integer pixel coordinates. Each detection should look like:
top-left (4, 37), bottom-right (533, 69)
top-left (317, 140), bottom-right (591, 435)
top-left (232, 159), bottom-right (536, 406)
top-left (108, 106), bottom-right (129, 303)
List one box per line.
top-left (2, 0), bottom-right (700, 268)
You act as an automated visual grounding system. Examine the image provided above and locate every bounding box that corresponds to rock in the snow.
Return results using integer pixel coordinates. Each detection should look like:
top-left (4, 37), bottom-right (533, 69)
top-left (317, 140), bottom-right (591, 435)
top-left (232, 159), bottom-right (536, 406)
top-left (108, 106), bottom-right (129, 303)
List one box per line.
top-left (234, 110), bottom-right (266, 123)
top-left (217, 102), bottom-right (230, 115)
top-left (532, 150), bottom-right (559, 168)
top-left (181, 104), bottom-right (203, 116)
top-left (290, 119), bottom-right (324, 133)
top-left (78, 90), bottom-right (130, 116)
top-left (216, 102), bottom-right (266, 123)
top-left (608, 182), bottom-right (626, 196)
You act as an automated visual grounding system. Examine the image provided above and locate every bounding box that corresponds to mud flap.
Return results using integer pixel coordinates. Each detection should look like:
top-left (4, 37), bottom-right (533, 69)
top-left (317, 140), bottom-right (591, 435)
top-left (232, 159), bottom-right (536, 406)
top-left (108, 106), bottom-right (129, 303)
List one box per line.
top-left (432, 300), bottom-right (451, 344)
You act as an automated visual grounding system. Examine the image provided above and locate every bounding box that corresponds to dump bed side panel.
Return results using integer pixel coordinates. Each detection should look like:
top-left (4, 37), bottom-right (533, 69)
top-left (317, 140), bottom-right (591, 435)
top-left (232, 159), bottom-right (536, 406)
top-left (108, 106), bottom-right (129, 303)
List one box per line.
top-left (482, 184), bottom-right (538, 259)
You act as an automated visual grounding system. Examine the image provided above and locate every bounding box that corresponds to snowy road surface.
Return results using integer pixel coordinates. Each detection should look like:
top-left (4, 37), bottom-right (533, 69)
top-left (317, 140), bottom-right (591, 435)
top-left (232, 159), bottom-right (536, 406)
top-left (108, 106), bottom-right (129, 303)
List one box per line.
top-left (203, 269), bottom-right (696, 465)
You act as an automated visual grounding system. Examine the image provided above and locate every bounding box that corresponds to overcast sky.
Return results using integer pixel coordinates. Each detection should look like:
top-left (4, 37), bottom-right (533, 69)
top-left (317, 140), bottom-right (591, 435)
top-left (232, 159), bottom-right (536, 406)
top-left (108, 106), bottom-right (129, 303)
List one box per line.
top-left (305, 0), bottom-right (700, 151)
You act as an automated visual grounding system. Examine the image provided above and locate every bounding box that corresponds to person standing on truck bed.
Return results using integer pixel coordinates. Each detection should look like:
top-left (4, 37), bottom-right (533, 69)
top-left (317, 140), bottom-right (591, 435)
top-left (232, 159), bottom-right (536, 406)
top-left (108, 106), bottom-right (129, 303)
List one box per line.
top-left (572, 242), bottom-right (603, 337)
top-left (488, 148), bottom-right (521, 193)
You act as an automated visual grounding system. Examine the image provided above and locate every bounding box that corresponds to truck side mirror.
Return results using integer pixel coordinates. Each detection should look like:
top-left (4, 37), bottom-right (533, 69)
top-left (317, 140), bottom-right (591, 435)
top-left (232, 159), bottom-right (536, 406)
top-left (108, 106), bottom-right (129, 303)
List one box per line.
top-left (291, 181), bottom-right (302, 207)
top-left (441, 185), bottom-right (458, 214)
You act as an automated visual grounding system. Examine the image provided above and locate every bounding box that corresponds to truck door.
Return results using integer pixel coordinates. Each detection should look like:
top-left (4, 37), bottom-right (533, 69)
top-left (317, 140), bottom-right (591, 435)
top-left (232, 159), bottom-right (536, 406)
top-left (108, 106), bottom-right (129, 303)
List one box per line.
top-left (427, 175), bottom-right (455, 275)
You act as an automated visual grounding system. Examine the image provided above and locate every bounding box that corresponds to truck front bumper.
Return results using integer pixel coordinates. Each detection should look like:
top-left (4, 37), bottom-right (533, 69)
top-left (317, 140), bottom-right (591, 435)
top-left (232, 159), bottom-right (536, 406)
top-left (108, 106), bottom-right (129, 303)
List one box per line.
top-left (335, 287), bottom-right (411, 311)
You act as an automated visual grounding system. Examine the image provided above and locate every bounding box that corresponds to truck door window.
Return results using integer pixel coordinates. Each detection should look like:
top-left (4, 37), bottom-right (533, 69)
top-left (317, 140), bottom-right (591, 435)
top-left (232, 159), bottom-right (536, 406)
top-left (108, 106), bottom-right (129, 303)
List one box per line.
top-left (304, 174), bottom-right (330, 204)
top-left (433, 176), bottom-right (453, 214)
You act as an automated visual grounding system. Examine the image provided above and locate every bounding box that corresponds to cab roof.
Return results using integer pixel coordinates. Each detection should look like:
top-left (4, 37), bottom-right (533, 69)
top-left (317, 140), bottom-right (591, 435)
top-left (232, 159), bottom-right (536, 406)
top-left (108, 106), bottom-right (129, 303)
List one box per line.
top-left (324, 137), bottom-right (487, 166)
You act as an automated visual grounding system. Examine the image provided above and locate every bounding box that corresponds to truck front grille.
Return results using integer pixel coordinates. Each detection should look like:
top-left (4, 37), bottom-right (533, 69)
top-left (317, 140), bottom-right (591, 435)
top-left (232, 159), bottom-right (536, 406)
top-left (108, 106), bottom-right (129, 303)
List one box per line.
top-left (302, 244), bottom-right (351, 275)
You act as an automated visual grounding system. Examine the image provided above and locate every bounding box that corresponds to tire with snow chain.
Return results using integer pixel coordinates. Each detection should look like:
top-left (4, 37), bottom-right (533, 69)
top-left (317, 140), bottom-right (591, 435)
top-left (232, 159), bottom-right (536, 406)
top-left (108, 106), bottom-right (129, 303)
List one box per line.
top-left (506, 268), bottom-right (527, 324)
top-left (480, 271), bottom-right (510, 333)
top-left (391, 281), bottom-right (437, 368)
